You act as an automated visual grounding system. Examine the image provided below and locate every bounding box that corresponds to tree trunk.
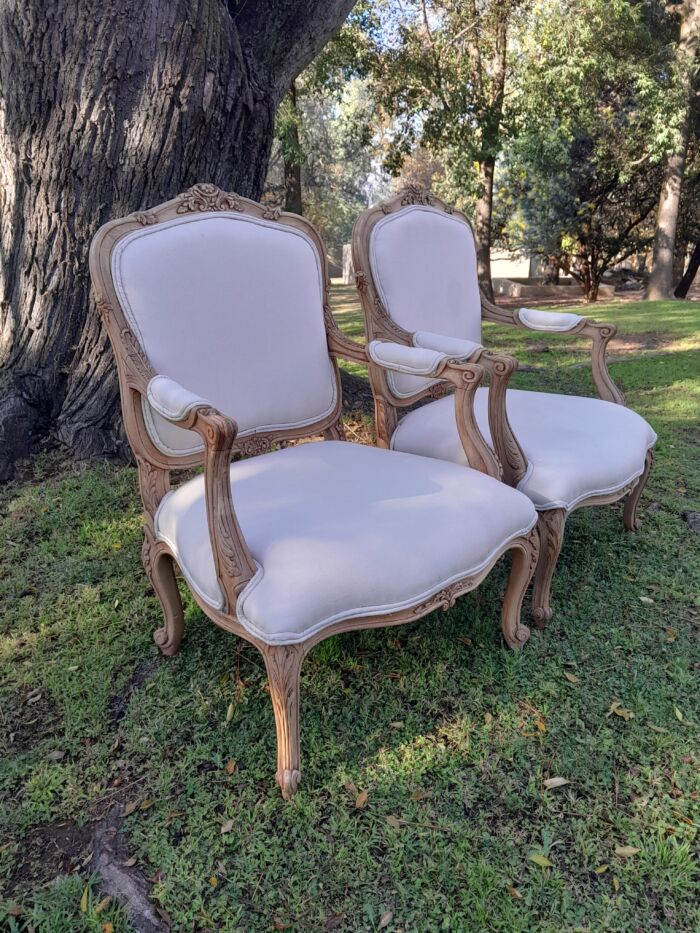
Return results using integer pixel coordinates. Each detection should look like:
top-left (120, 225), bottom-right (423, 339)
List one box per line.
top-left (474, 157), bottom-right (495, 300)
top-left (0, 0), bottom-right (355, 479)
top-left (674, 237), bottom-right (700, 298)
top-left (543, 255), bottom-right (560, 285)
top-left (647, 0), bottom-right (700, 301)
top-left (282, 82), bottom-right (303, 214)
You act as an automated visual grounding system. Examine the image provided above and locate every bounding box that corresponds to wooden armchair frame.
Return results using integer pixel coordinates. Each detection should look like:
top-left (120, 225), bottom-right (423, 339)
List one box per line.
top-left (352, 186), bottom-right (654, 625)
top-left (90, 184), bottom-right (539, 798)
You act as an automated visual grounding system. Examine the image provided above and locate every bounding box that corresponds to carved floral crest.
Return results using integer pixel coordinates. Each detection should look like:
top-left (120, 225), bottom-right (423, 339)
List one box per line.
top-left (177, 183), bottom-right (243, 214)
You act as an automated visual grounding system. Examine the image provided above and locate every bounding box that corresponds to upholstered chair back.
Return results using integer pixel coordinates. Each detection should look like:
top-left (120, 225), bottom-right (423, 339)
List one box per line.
top-left (368, 204), bottom-right (482, 397)
top-left (110, 210), bottom-right (339, 456)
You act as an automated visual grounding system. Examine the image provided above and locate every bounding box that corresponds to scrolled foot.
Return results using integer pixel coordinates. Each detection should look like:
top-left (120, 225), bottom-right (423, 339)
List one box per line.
top-left (143, 527), bottom-right (185, 657)
top-left (501, 528), bottom-right (539, 649)
top-left (276, 768), bottom-right (302, 799)
top-left (154, 625), bottom-right (181, 657)
top-left (531, 605), bottom-right (553, 629)
top-left (504, 622), bottom-right (531, 650)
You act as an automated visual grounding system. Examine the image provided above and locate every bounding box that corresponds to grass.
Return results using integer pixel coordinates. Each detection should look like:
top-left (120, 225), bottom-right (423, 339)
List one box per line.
top-left (1, 293), bottom-right (699, 931)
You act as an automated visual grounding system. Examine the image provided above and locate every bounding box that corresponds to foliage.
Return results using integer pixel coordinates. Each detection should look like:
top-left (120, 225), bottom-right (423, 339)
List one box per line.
top-left (1, 293), bottom-right (699, 930)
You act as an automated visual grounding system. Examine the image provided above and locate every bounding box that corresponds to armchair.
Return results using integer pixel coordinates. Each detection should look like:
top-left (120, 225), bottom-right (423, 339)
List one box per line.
top-left (352, 187), bottom-right (656, 626)
top-left (90, 185), bottom-right (539, 798)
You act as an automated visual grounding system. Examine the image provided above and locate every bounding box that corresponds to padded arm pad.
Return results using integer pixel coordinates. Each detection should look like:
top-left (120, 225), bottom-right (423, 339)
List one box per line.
top-left (368, 340), bottom-right (448, 376)
top-left (413, 330), bottom-right (482, 359)
top-left (518, 307), bottom-right (583, 332)
top-left (147, 375), bottom-right (212, 422)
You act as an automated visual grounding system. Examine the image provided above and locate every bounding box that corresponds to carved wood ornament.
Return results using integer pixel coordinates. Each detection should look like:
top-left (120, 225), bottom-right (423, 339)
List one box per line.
top-left (90, 185), bottom-right (540, 798)
top-left (351, 187), bottom-right (655, 626)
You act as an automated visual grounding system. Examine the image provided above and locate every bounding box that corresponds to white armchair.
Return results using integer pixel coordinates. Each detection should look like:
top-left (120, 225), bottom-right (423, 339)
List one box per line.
top-left (90, 184), bottom-right (539, 798)
top-left (352, 187), bottom-right (656, 626)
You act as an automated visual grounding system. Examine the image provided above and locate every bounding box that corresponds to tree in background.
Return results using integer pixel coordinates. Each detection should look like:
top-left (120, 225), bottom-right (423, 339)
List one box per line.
top-left (494, 0), bottom-right (673, 300)
top-left (363, 0), bottom-right (531, 299)
top-left (647, 0), bottom-right (700, 300)
top-left (0, 0), bottom-right (356, 478)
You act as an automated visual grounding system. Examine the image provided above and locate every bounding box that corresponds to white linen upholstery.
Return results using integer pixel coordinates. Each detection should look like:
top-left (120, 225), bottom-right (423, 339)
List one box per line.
top-left (518, 307), bottom-right (583, 332)
top-left (413, 331), bottom-right (482, 359)
top-left (147, 375), bottom-right (210, 421)
top-left (368, 340), bottom-right (448, 375)
top-left (155, 440), bottom-right (537, 644)
top-left (111, 212), bottom-right (338, 456)
top-left (369, 206), bottom-right (482, 398)
top-left (391, 390), bottom-right (657, 512)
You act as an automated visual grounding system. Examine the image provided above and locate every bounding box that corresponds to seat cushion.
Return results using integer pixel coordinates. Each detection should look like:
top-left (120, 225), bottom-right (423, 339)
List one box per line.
top-left (391, 390), bottom-right (657, 512)
top-left (155, 441), bottom-right (537, 645)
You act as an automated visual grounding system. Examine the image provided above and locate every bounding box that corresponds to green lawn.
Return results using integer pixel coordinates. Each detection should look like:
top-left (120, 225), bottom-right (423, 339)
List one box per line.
top-left (1, 295), bottom-right (699, 931)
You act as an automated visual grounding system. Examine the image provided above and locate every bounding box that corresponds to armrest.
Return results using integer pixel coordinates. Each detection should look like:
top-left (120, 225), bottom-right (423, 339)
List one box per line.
top-left (145, 374), bottom-right (256, 615)
top-left (368, 340), bottom-right (452, 376)
top-left (517, 307), bottom-right (583, 332)
top-left (480, 290), bottom-right (624, 405)
top-left (412, 331), bottom-right (483, 359)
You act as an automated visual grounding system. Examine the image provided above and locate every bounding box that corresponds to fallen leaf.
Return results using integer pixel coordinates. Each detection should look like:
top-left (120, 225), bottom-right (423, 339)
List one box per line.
top-left (639, 596), bottom-right (654, 605)
top-left (274, 922), bottom-right (291, 931)
top-left (47, 750), bottom-right (66, 761)
top-left (529, 853), bottom-right (553, 868)
top-left (674, 707), bottom-right (684, 722)
top-left (7, 905), bottom-right (22, 917)
top-left (535, 718), bottom-right (547, 733)
top-left (113, 598), bottom-right (120, 609)
top-left (665, 628), bottom-right (676, 642)
top-left (123, 801), bottom-right (138, 816)
top-left (389, 721), bottom-right (404, 730)
top-left (543, 777), bottom-right (570, 790)
top-left (595, 864), bottom-right (608, 874)
top-left (355, 790), bottom-right (368, 809)
top-left (648, 724), bottom-right (668, 733)
top-left (613, 876), bottom-right (620, 892)
top-left (608, 701), bottom-right (634, 721)
top-left (411, 789), bottom-right (432, 801)
top-left (379, 910), bottom-right (394, 929)
top-left (564, 672), bottom-right (580, 684)
top-left (102, 924), bottom-right (114, 933)
top-left (385, 815), bottom-right (402, 830)
top-left (508, 885), bottom-right (523, 899)
top-left (225, 759), bottom-right (236, 775)
top-left (457, 635), bottom-right (472, 646)
top-left (614, 845), bottom-right (640, 858)
top-left (80, 884), bottom-right (89, 913)
top-left (325, 915), bottom-right (344, 930)
top-left (122, 857), bottom-right (137, 868)
top-left (209, 875), bottom-right (218, 887)
top-left (139, 798), bottom-right (154, 811)
top-left (484, 712), bottom-right (493, 725)
top-left (344, 780), bottom-right (358, 796)
top-left (221, 820), bottom-right (234, 835)
top-left (226, 702), bottom-right (234, 723)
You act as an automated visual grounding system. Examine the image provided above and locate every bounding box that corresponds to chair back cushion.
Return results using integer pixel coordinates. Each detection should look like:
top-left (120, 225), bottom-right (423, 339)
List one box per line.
top-left (369, 205), bottom-right (482, 397)
top-left (111, 211), bottom-right (338, 455)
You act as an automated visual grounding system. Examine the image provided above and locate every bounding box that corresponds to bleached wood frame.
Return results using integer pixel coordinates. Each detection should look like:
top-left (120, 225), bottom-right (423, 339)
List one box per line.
top-left (351, 186), bottom-right (654, 626)
top-left (90, 184), bottom-right (540, 799)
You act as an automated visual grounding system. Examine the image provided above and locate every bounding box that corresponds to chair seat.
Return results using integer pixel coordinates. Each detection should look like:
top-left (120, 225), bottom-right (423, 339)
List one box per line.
top-left (391, 389), bottom-right (657, 512)
top-left (155, 440), bottom-right (537, 645)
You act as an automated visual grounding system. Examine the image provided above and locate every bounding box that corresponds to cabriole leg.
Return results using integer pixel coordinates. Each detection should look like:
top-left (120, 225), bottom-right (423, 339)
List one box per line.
top-left (501, 527), bottom-right (539, 648)
top-left (142, 526), bottom-right (184, 656)
top-left (623, 449), bottom-right (654, 532)
top-left (531, 509), bottom-right (566, 627)
top-left (262, 643), bottom-right (305, 799)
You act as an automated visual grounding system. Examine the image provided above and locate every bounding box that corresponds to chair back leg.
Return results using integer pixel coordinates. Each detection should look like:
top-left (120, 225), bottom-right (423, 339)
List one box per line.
top-left (263, 643), bottom-right (305, 799)
top-left (623, 449), bottom-right (654, 532)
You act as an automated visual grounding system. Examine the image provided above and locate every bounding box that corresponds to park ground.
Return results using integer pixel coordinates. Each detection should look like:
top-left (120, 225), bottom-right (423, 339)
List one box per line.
top-left (0, 291), bottom-right (699, 931)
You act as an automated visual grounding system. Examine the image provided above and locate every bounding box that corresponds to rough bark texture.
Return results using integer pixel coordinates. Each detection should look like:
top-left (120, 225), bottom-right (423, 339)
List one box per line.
top-left (675, 236), bottom-right (700, 297)
top-left (474, 156), bottom-right (496, 301)
top-left (282, 81), bottom-right (303, 214)
top-left (0, 0), bottom-right (355, 479)
top-left (647, 0), bottom-right (700, 301)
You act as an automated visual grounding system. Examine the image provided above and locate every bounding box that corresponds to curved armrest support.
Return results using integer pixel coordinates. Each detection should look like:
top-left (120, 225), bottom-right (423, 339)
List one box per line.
top-left (369, 341), bottom-right (500, 479)
top-left (480, 291), bottom-right (625, 405)
top-left (146, 375), bottom-right (257, 615)
top-left (324, 305), bottom-right (370, 365)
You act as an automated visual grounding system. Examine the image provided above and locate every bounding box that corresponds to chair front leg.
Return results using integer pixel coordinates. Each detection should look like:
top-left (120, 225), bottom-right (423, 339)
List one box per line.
top-left (262, 643), bottom-right (305, 799)
top-left (501, 527), bottom-right (539, 648)
top-left (142, 525), bottom-right (185, 656)
top-left (531, 509), bottom-right (567, 627)
top-left (623, 449), bottom-right (654, 532)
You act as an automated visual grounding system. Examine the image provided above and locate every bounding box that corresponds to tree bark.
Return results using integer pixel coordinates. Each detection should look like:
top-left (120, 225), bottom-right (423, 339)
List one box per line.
top-left (0, 0), bottom-right (355, 479)
top-left (674, 237), bottom-right (700, 297)
top-left (647, 0), bottom-right (700, 300)
top-left (474, 157), bottom-right (496, 300)
top-left (282, 82), bottom-right (303, 214)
